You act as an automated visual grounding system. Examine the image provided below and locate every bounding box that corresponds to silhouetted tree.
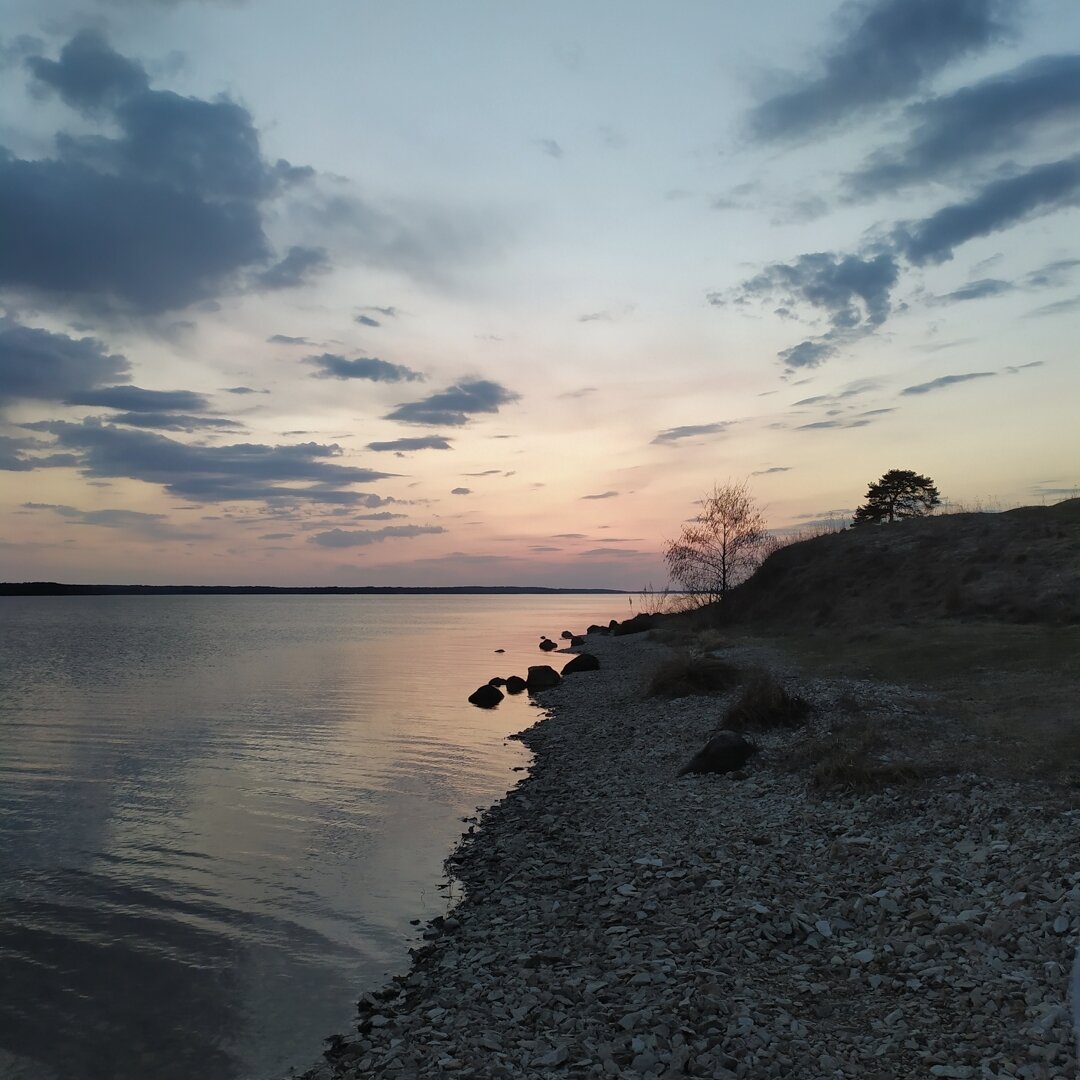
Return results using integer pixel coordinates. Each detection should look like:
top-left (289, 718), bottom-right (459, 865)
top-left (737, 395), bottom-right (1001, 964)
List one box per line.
top-left (663, 481), bottom-right (773, 602)
top-left (852, 469), bottom-right (941, 525)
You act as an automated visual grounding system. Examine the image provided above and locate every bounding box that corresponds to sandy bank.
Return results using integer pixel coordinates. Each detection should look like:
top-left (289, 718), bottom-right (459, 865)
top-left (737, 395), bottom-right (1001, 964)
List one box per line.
top-left (293, 632), bottom-right (1078, 1079)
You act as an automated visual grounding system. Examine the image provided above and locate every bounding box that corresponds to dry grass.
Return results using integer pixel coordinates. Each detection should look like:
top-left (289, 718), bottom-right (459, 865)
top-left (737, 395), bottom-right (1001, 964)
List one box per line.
top-left (722, 672), bottom-right (810, 731)
top-left (643, 652), bottom-right (743, 699)
top-left (788, 720), bottom-right (945, 794)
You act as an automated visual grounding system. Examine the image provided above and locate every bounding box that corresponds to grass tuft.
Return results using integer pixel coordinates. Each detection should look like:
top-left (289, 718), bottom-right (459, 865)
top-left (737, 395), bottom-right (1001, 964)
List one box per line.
top-left (644, 652), bottom-right (743, 699)
top-left (722, 672), bottom-right (810, 730)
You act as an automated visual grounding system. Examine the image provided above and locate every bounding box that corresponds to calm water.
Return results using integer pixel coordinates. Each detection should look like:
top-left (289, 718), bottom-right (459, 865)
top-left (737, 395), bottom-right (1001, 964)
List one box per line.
top-left (0, 594), bottom-right (627, 1080)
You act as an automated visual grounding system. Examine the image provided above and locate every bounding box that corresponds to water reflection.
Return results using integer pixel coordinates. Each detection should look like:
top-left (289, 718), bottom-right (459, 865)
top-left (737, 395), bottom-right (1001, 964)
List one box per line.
top-left (0, 595), bottom-right (622, 1078)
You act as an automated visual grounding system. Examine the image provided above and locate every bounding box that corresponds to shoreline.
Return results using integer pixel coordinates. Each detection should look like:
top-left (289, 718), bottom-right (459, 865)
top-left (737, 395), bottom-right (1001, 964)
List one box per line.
top-left (293, 631), bottom-right (1078, 1078)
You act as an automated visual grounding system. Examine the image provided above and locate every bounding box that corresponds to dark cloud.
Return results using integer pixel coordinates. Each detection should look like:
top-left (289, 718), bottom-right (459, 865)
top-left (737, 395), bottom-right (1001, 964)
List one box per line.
top-left (751, 466), bottom-right (792, 475)
top-left (580, 547), bottom-right (642, 558)
top-left (222, 386), bottom-right (266, 394)
top-left (66, 385), bottom-right (209, 411)
top-left (732, 251), bottom-right (899, 332)
top-left (309, 524), bottom-right (445, 548)
top-left (384, 379), bottom-right (520, 427)
top-left (901, 371), bottom-right (995, 394)
top-left (354, 315), bottom-right (381, 328)
top-left (266, 334), bottom-right (313, 345)
top-left (26, 29), bottom-right (148, 110)
top-left (651, 422), bottom-right (730, 444)
top-left (0, 31), bottom-right (317, 314)
top-left (748, 0), bottom-right (1012, 141)
top-left (552, 533), bottom-right (586, 539)
top-left (537, 139), bottom-right (563, 159)
top-left (26, 420), bottom-right (394, 504)
top-left (258, 532), bottom-right (293, 540)
top-left (847, 54), bottom-right (1080, 197)
top-left (450, 487), bottom-right (471, 495)
top-left (896, 155), bottom-right (1080, 265)
top-left (305, 353), bottom-right (424, 383)
top-left (353, 511), bottom-right (406, 521)
top-left (361, 306), bottom-right (398, 318)
top-left (462, 469), bottom-right (500, 477)
top-left (931, 278), bottom-right (1014, 303)
top-left (366, 435), bottom-right (452, 452)
top-left (254, 246), bottom-right (330, 290)
top-left (106, 412), bottom-right (243, 432)
top-left (0, 434), bottom-right (43, 471)
top-left (581, 491), bottom-right (618, 500)
top-left (578, 311), bottom-right (612, 323)
top-left (22, 501), bottom-right (209, 539)
top-left (0, 320), bottom-right (129, 405)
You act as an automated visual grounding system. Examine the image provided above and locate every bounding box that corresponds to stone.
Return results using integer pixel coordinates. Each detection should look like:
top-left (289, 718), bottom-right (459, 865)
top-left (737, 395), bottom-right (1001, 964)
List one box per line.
top-left (561, 653), bottom-right (600, 675)
top-left (504, 675), bottom-right (527, 694)
top-left (677, 730), bottom-right (757, 776)
top-left (526, 665), bottom-right (561, 691)
top-left (468, 684), bottom-right (504, 708)
top-left (539, 638), bottom-right (558, 652)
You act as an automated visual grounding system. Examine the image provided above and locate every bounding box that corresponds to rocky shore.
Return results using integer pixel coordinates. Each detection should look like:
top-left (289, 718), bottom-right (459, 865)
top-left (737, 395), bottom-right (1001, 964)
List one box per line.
top-left (294, 632), bottom-right (1079, 1079)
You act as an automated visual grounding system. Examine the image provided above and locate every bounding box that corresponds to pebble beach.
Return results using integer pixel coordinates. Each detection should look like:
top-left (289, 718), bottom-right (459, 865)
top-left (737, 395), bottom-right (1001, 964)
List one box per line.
top-left (296, 632), bottom-right (1080, 1079)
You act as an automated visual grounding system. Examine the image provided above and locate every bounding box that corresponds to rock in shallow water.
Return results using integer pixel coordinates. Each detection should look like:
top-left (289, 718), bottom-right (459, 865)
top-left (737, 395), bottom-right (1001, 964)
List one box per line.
top-left (526, 665), bottom-right (561, 691)
top-left (467, 684), bottom-right (503, 708)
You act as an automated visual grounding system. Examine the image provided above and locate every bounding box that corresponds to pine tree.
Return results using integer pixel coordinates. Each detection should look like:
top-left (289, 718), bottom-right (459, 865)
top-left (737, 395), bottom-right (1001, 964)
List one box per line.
top-left (852, 469), bottom-right (941, 525)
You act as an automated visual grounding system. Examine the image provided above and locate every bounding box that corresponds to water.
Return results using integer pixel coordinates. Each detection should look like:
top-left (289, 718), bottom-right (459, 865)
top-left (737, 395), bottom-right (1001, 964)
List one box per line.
top-left (0, 594), bottom-right (627, 1080)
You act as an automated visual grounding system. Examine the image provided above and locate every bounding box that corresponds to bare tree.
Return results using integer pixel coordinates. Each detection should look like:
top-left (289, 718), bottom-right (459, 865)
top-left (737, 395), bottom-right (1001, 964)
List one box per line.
top-left (663, 480), bottom-right (773, 603)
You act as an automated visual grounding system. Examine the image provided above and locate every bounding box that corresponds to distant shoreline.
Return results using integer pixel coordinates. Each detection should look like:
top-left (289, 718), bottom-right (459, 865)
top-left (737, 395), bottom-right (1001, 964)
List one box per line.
top-left (1, 582), bottom-right (628, 597)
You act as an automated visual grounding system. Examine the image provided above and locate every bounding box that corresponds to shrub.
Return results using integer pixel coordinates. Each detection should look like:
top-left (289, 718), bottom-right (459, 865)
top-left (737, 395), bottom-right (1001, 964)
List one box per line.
top-left (788, 722), bottom-right (937, 794)
top-left (722, 672), bottom-right (810, 730)
top-left (644, 653), bottom-right (743, 699)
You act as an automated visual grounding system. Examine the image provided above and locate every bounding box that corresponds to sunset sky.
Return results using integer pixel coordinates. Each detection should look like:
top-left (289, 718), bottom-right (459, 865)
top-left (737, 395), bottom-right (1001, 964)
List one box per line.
top-left (1, 0), bottom-right (1077, 588)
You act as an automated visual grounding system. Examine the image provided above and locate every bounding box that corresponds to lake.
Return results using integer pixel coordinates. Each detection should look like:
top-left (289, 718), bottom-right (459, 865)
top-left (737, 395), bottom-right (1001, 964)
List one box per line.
top-left (0, 594), bottom-right (631, 1080)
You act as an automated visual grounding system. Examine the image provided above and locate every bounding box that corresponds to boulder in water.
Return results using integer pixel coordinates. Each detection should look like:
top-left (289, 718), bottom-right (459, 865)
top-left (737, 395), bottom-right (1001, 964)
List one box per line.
top-left (468, 684), bottom-right (504, 709)
top-left (526, 665), bottom-right (561, 691)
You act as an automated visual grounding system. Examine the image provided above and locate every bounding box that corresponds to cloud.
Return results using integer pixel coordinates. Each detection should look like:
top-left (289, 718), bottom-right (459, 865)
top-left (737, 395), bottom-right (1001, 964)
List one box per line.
top-left (258, 532), bottom-right (293, 540)
top-left (896, 155), bottom-right (1080, 265)
top-left (25, 28), bottom-right (149, 109)
top-left (0, 320), bottom-right (129, 405)
top-left (751, 466), bottom-right (792, 475)
top-left (748, 0), bottom-right (1012, 141)
top-left (27, 419), bottom-right (395, 504)
top-left (1024, 258), bottom-right (1080, 289)
top-left (651, 422), bottom-right (730, 444)
top-left (901, 371), bottom-right (995, 394)
top-left (384, 378), bottom-right (520, 426)
top-left (0, 31), bottom-right (314, 314)
top-left (450, 487), bottom-right (471, 495)
top-left (65, 385), bottom-right (209, 411)
top-left (732, 251), bottom-right (899, 332)
top-left (537, 139), bottom-right (563, 159)
top-left (930, 278), bottom-right (1014, 303)
top-left (578, 311), bottom-right (611, 323)
top-left (0, 434), bottom-right (46, 471)
top-left (847, 54), bottom-right (1080, 197)
top-left (552, 533), bottom-right (586, 539)
top-left (795, 418), bottom-right (872, 430)
top-left (580, 547), bottom-right (642, 558)
top-left (366, 435), bottom-right (452, 452)
top-left (305, 353), bottom-right (424, 383)
top-left (354, 314), bottom-right (380, 327)
top-left (267, 334), bottom-right (313, 345)
top-left (309, 524), bottom-right (445, 548)
top-left (222, 385), bottom-right (266, 395)
top-left (254, 245), bottom-right (330, 289)
top-left (581, 491), bottom-right (618, 500)
top-left (106, 412), bottom-right (243, 432)
top-left (22, 501), bottom-right (209, 539)
top-left (1022, 294), bottom-right (1080, 319)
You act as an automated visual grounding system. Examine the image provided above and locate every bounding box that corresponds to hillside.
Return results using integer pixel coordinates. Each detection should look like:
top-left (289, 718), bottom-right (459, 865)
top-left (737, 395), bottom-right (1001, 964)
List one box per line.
top-left (725, 498), bottom-right (1080, 627)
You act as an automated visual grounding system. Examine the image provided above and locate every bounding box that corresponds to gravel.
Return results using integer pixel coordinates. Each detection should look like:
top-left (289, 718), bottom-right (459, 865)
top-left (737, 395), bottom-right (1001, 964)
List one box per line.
top-left (291, 633), bottom-right (1080, 1079)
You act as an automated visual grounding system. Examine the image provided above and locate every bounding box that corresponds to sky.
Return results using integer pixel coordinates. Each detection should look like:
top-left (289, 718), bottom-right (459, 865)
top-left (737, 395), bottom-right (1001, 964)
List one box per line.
top-left (1, 0), bottom-right (1077, 589)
